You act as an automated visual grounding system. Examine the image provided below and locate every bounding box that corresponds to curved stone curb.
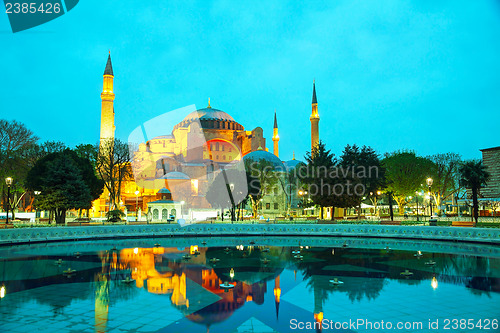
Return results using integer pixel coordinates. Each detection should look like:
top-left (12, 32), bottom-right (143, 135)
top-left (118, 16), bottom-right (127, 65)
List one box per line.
top-left (0, 224), bottom-right (499, 246)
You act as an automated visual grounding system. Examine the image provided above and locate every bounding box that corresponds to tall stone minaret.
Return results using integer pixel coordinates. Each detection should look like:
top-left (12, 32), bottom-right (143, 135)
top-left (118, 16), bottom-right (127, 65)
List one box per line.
top-left (272, 109), bottom-right (279, 158)
top-left (310, 81), bottom-right (319, 155)
top-left (100, 52), bottom-right (115, 150)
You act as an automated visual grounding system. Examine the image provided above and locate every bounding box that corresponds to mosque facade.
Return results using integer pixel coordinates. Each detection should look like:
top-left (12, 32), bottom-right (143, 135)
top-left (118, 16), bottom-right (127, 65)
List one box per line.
top-left (92, 54), bottom-right (320, 220)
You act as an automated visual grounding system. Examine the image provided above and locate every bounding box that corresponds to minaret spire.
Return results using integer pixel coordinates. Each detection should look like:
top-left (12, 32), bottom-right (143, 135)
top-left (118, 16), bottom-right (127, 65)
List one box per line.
top-left (312, 80), bottom-right (317, 104)
top-left (104, 53), bottom-right (113, 76)
top-left (272, 109), bottom-right (279, 158)
top-left (310, 80), bottom-right (320, 156)
top-left (100, 52), bottom-right (116, 151)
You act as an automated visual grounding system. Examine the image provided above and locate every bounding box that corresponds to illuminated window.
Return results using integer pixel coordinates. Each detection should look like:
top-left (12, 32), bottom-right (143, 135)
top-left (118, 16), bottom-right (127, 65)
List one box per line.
top-left (266, 203), bottom-right (270, 209)
top-left (274, 203), bottom-right (279, 210)
top-left (162, 209), bottom-right (168, 220)
top-left (153, 209), bottom-right (159, 220)
top-left (191, 179), bottom-right (199, 195)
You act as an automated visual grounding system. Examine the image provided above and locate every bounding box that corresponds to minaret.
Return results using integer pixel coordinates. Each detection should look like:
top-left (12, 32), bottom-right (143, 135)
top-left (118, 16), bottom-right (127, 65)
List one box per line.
top-left (274, 276), bottom-right (281, 319)
top-left (272, 110), bottom-right (279, 158)
top-left (100, 52), bottom-right (115, 150)
top-left (310, 81), bottom-right (319, 155)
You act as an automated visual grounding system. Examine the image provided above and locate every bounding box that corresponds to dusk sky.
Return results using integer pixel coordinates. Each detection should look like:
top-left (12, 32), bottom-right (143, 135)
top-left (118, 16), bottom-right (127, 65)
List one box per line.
top-left (1, 0), bottom-right (499, 161)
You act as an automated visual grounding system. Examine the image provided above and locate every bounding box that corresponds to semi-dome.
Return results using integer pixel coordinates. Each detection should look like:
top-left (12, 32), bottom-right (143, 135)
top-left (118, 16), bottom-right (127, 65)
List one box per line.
top-left (160, 171), bottom-right (190, 180)
top-left (284, 159), bottom-right (304, 170)
top-left (243, 150), bottom-right (285, 172)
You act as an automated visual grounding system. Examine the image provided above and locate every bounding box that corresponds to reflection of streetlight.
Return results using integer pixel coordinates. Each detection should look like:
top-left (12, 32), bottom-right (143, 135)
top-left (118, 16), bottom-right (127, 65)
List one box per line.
top-left (5, 177), bottom-right (12, 224)
top-left (426, 178), bottom-right (434, 217)
top-left (431, 275), bottom-right (438, 289)
top-left (134, 190), bottom-right (139, 221)
top-left (0, 285), bottom-right (5, 298)
top-left (230, 268), bottom-right (235, 280)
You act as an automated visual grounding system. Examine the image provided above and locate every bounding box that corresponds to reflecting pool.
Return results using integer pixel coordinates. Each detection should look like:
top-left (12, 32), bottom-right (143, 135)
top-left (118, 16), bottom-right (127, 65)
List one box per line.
top-left (0, 237), bottom-right (499, 333)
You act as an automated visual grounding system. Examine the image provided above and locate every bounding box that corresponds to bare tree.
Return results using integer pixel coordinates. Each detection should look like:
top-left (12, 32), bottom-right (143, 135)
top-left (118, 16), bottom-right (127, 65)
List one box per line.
top-left (427, 153), bottom-right (462, 213)
top-left (96, 138), bottom-right (133, 210)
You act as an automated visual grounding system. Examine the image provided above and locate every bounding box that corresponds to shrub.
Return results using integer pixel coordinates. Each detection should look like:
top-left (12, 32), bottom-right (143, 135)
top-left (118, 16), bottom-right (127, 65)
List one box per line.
top-left (106, 209), bottom-right (125, 222)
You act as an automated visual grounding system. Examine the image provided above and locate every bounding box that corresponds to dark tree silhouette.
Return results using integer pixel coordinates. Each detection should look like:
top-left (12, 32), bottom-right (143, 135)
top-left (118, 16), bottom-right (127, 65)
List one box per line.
top-left (459, 160), bottom-right (489, 224)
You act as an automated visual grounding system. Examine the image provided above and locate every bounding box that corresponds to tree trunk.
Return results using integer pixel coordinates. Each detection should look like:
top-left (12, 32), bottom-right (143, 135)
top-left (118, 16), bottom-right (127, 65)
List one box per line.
top-left (320, 206), bottom-right (323, 220)
top-left (357, 204), bottom-right (361, 219)
top-left (472, 187), bottom-right (478, 225)
top-left (330, 207), bottom-right (335, 221)
top-left (221, 208), bottom-right (224, 221)
top-left (55, 209), bottom-right (66, 224)
top-left (388, 192), bottom-right (394, 221)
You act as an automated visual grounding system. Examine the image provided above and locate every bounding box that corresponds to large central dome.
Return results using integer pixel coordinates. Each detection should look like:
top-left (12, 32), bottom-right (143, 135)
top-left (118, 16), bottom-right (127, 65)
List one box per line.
top-left (183, 107), bottom-right (235, 122)
top-left (174, 104), bottom-right (244, 131)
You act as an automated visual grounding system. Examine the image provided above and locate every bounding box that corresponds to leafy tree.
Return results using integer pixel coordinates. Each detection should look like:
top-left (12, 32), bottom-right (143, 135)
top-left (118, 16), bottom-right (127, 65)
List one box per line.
top-left (302, 141), bottom-right (337, 218)
top-left (339, 144), bottom-right (386, 218)
top-left (26, 151), bottom-right (99, 224)
top-left (459, 160), bottom-right (489, 224)
top-left (96, 139), bottom-right (133, 210)
top-left (74, 143), bottom-right (98, 168)
top-left (0, 120), bottom-right (39, 216)
top-left (382, 151), bottom-right (434, 215)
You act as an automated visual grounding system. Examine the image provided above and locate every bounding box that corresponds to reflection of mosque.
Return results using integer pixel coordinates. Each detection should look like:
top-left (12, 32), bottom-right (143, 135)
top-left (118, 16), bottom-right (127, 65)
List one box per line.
top-left (2, 245), bottom-right (499, 333)
top-left (95, 246), bottom-right (286, 331)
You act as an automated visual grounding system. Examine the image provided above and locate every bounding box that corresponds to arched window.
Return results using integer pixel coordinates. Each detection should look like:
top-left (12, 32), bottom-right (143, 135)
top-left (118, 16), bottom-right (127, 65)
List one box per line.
top-left (171, 209), bottom-right (177, 218)
top-left (162, 209), bottom-right (168, 220)
top-left (153, 209), bottom-right (159, 220)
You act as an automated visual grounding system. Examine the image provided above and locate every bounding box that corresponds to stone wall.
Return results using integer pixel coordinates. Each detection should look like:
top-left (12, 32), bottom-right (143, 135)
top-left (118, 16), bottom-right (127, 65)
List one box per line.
top-left (481, 147), bottom-right (500, 198)
top-left (0, 223), bottom-right (499, 246)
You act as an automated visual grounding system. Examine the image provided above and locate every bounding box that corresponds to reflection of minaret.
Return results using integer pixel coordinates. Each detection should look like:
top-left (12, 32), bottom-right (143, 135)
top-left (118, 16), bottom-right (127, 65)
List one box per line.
top-left (310, 81), bottom-right (319, 155)
top-left (313, 279), bottom-right (324, 333)
top-left (100, 52), bottom-right (115, 151)
top-left (274, 275), bottom-right (281, 319)
top-left (95, 251), bottom-right (111, 333)
top-left (272, 110), bottom-right (279, 158)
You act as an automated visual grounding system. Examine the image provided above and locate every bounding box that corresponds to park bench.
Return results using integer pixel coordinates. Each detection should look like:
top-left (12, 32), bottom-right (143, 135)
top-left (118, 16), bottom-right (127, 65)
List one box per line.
top-left (380, 220), bottom-right (401, 225)
top-left (452, 221), bottom-right (475, 227)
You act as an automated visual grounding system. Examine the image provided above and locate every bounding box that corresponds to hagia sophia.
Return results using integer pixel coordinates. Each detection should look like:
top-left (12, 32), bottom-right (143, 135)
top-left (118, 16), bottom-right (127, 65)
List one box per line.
top-left (91, 54), bottom-right (321, 220)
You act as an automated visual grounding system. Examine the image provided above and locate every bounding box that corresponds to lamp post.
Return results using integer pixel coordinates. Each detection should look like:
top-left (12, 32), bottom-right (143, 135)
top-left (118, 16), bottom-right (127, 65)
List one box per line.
top-left (426, 178), bottom-right (434, 217)
top-left (34, 191), bottom-right (41, 223)
top-left (5, 178), bottom-right (12, 224)
top-left (135, 190), bottom-right (139, 221)
top-left (415, 191), bottom-right (420, 222)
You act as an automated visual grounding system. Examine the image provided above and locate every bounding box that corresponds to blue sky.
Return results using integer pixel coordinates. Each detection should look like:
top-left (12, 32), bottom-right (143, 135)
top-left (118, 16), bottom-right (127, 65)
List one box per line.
top-left (1, 0), bottom-right (499, 161)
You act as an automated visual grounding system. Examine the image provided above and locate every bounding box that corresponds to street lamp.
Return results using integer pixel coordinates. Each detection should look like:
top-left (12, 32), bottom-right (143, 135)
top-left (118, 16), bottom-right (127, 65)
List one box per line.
top-left (34, 191), bottom-right (41, 222)
top-left (134, 190), bottom-right (140, 221)
top-left (426, 178), bottom-right (434, 217)
top-left (415, 191), bottom-right (421, 222)
top-left (5, 177), bottom-right (12, 224)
